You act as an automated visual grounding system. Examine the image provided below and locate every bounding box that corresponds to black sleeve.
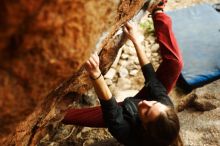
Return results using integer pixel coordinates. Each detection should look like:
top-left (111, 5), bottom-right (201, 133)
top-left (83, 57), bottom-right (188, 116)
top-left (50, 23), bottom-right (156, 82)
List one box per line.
top-left (147, 77), bottom-right (174, 106)
top-left (140, 63), bottom-right (167, 98)
top-left (99, 98), bottom-right (132, 144)
top-left (141, 63), bottom-right (173, 106)
top-left (141, 63), bottom-right (157, 83)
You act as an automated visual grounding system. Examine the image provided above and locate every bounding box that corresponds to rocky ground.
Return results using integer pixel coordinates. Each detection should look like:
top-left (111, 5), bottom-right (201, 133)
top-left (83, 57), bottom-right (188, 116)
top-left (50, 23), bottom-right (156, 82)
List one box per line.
top-left (39, 0), bottom-right (220, 146)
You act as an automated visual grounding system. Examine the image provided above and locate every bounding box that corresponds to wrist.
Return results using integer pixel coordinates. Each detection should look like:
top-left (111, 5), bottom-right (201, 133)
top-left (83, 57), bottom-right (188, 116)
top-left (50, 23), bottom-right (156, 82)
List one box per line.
top-left (130, 37), bottom-right (137, 43)
top-left (90, 70), bottom-right (102, 80)
top-left (90, 73), bottom-right (102, 80)
top-left (132, 39), bottom-right (140, 45)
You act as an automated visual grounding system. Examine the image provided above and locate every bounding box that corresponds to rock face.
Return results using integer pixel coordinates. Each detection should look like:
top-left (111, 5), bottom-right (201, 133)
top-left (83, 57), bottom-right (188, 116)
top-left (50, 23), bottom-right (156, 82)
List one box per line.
top-left (0, 0), bottom-right (147, 145)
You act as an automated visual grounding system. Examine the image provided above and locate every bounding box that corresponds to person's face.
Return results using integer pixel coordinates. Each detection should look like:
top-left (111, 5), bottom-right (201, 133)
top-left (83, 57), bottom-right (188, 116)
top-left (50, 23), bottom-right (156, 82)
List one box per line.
top-left (138, 100), bottom-right (168, 124)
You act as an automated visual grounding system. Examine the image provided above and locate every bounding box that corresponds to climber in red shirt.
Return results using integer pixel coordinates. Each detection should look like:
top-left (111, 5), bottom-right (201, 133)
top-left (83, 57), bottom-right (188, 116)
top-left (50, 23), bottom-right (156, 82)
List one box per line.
top-left (63, 0), bottom-right (183, 145)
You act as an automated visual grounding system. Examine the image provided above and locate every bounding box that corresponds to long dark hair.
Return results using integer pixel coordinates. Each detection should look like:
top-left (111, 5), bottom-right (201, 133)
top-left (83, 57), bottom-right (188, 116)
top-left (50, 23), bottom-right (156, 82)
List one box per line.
top-left (139, 107), bottom-right (183, 146)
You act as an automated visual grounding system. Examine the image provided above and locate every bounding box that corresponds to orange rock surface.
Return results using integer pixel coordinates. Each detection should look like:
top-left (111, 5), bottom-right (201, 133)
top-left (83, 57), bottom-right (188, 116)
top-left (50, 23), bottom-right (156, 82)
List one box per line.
top-left (0, 0), bottom-right (145, 145)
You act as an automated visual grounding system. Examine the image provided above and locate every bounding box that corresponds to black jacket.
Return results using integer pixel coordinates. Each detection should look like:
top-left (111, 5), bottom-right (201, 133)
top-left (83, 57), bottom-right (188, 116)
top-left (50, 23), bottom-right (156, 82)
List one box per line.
top-left (100, 63), bottom-right (173, 146)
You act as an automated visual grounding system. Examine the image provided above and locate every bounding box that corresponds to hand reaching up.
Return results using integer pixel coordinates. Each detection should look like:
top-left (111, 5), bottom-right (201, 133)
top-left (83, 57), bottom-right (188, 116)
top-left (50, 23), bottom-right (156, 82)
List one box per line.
top-left (123, 22), bottom-right (139, 43)
top-left (85, 53), bottom-right (101, 79)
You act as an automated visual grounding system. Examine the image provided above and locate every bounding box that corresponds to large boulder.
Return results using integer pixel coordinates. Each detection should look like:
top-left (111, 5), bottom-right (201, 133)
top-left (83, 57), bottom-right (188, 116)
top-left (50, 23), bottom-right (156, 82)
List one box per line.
top-left (0, 0), bottom-right (147, 145)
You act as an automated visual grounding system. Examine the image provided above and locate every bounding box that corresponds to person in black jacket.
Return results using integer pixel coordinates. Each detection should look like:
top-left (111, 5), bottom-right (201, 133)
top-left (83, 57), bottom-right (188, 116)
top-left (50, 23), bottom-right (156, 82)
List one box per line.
top-left (63, 0), bottom-right (183, 146)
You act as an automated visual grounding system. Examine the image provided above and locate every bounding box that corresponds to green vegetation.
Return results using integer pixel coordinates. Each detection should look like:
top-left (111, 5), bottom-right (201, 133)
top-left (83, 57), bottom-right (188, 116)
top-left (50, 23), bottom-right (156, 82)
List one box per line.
top-left (139, 19), bottom-right (154, 36)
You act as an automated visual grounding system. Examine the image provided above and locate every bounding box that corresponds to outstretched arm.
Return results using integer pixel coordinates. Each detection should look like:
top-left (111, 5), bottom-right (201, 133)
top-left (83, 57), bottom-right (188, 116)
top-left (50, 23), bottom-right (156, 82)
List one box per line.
top-left (85, 53), bottom-right (112, 101)
top-left (123, 22), bottom-right (150, 67)
top-left (85, 54), bottom-right (132, 144)
top-left (124, 22), bottom-right (156, 82)
top-left (124, 22), bottom-right (171, 103)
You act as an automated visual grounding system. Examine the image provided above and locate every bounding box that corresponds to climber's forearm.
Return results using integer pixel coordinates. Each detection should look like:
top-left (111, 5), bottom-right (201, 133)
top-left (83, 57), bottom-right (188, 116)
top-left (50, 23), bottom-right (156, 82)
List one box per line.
top-left (123, 22), bottom-right (150, 67)
top-left (91, 74), bottom-right (112, 101)
top-left (132, 39), bottom-right (150, 67)
top-left (85, 53), bottom-right (112, 101)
